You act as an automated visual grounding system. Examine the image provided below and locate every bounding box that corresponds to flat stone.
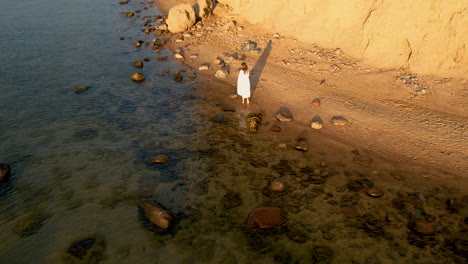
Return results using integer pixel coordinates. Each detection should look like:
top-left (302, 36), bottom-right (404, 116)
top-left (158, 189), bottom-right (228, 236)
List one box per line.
top-left (150, 155), bottom-right (169, 164)
top-left (410, 220), bottom-right (436, 235)
top-left (0, 164), bottom-right (11, 182)
top-left (74, 87), bottom-right (89, 94)
top-left (246, 207), bottom-right (285, 229)
top-left (331, 116), bottom-right (349, 126)
top-left (275, 112), bottom-right (293, 122)
top-left (352, 154), bottom-right (373, 167)
top-left (198, 65), bottom-right (209, 71)
top-left (126, 12), bottom-right (134, 17)
top-left (186, 73), bottom-right (196, 79)
top-left (271, 124), bottom-right (281, 132)
top-left (366, 187), bottom-right (384, 197)
top-left (156, 57), bottom-right (168, 61)
top-left (295, 139), bottom-right (308, 152)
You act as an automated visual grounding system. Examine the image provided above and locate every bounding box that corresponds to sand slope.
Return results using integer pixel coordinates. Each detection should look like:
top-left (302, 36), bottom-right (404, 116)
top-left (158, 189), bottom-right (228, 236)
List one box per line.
top-left (215, 0), bottom-right (468, 79)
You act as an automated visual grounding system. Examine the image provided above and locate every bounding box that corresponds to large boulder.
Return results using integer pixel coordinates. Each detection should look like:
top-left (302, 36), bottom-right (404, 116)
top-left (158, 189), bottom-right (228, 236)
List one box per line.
top-left (166, 4), bottom-right (196, 33)
top-left (194, 0), bottom-right (213, 19)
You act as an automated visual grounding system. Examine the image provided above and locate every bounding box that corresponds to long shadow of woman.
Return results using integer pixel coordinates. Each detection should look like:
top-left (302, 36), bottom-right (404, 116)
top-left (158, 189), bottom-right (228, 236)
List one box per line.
top-left (250, 40), bottom-right (272, 97)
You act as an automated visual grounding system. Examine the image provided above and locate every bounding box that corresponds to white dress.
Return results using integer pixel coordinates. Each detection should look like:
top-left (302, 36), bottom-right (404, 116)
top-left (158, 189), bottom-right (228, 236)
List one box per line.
top-left (237, 68), bottom-right (251, 98)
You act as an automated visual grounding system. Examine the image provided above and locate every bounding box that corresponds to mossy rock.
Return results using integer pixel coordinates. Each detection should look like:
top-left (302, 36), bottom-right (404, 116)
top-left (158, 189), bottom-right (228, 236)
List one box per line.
top-left (63, 235), bottom-right (106, 264)
top-left (12, 212), bottom-right (48, 237)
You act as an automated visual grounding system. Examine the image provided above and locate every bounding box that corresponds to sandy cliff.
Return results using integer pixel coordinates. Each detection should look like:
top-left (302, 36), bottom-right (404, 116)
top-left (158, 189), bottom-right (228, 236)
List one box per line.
top-left (217, 0), bottom-right (467, 78)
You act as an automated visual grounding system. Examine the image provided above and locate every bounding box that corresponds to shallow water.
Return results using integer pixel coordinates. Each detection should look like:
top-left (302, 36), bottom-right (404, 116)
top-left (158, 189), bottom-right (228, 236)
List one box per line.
top-left (0, 0), bottom-right (467, 263)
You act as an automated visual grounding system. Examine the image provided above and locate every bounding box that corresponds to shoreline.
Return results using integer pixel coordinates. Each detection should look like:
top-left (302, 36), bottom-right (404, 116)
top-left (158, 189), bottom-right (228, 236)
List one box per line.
top-left (156, 4), bottom-right (467, 184)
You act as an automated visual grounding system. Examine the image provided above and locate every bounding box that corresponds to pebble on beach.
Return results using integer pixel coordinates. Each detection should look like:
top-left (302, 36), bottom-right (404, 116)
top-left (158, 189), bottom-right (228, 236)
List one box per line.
top-left (149, 155), bottom-right (169, 164)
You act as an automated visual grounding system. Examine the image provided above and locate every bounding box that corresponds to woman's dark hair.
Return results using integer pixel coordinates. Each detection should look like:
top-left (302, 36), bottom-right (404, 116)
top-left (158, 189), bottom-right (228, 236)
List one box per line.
top-left (241, 62), bottom-right (248, 73)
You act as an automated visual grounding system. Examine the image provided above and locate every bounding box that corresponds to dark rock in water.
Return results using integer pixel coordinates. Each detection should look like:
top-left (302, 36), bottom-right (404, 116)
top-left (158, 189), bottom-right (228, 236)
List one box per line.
top-left (133, 60), bottom-right (144, 68)
top-left (352, 154), bottom-right (373, 167)
top-left (12, 212), bottom-right (48, 237)
top-left (222, 105), bottom-right (235, 112)
top-left (65, 236), bottom-right (106, 263)
top-left (149, 155), bottom-right (169, 164)
top-left (139, 201), bottom-right (174, 230)
top-left (143, 58), bottom-right (151, 62)
top-left (250, 159), bottom-right (268, 168)
top-left (287, 227), bottom-right (308, 243)
top-left (119, 1), bottom-right (129, 4)
top-left (272, 160), bottom-right (295, 176)
top-left (311, 246), bottom-right (334, 263)
top-left (156, 56), bottom-right (168, 61)
top-left (126, 12), bottom-right (134, 17)
top-left (221, 191), bottom-right (242, 209)
top-left (241, 41), bottom-right (257, 52)
top-left (119, 36), bottom-right (125, 40)
top-left (173, 74), bottom-right (183, 82)
top-left (73, 128), bottom-right (99, 140)
top-left (446, 198), bottom-right (463, 213)
top-left (295, 138), bottom-right (309, 152)
top-left (130, 73), bottom-right (145, 82)
top-left (0, 164), bottom-right (11, 182)
top-left (75, 87), bottom-right (90, 94)
top-left (246, 207), bottom-right (285, 229)
top-left (209, 114), bottom-right (227, 124)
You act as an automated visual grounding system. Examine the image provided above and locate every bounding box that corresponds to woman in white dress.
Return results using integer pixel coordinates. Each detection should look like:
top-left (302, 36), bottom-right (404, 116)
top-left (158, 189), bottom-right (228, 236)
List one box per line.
top-left (237, 62), bottom-right (251, 105)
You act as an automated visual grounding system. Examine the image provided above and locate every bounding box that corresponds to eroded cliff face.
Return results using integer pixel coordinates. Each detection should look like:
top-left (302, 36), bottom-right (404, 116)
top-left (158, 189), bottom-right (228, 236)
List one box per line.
top-left (218, 0), bottom-right (467, 78)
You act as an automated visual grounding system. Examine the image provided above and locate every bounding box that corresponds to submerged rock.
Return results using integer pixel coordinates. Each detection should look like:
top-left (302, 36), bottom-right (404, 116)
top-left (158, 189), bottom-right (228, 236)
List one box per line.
top-left (130, 73), bottom-right (145, 82)
top-left (173, 74), bottom-right (184, 82)
top-left (132, 60), bottom-right (144, 68)
top-left (64, 236), bottom-right (106, 264)
top-left (139, 201), bottom-right (174, 230)
top-left (150, 155), bottom-right (169, 164)
top-left (410, 220), bottom-right (436, 235)
top-left (119, 1), bottom-right (128, 4)
top-left (0, 164), bottom-right (11, 182)
top-left (74, 87), bottom-right (90, 94)
top-left (269, 180), bottom-right (286, 192)
top-left (275, 112), bottom-right (293, 122)
top-left (12, 212), bottom-right (48, 237)
top-left (126, 12), bottom-right (134, 17)
top-left (156, 56), bottom-right (168, 61)
top-left (295, 138), bottom-right (309, 152)
top-left (246, 207), bottom-right (285, 229)
top-left (221, 191), bottom-right (242, 209)
top-left (311, 246), bottom-right (334, 263)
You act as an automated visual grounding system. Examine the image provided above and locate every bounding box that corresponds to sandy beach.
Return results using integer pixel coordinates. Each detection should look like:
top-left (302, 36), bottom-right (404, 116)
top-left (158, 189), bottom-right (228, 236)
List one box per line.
top-left (157, 2), bottom-right (467, 182)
